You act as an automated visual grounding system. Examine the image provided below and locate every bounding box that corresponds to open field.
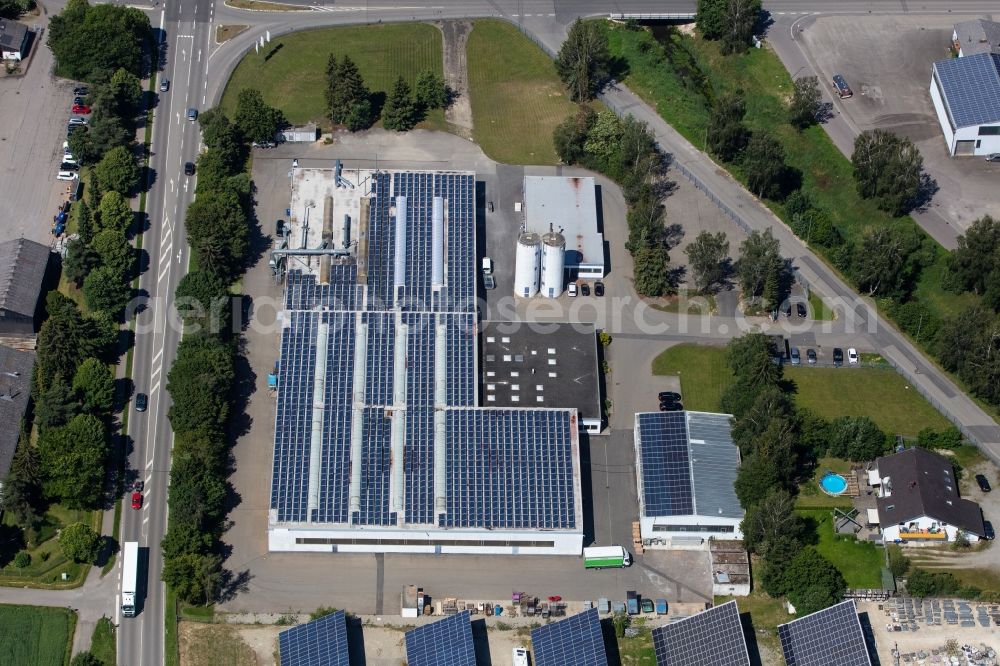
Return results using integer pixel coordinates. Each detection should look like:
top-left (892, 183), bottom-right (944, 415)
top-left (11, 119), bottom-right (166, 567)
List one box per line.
top-left (652, 344), bottom-right (952, 435)
top-left (0, 605), bottom-right (76, 666)
top-left (467, 20), bottom-right (578, 165)
top-left (798, 509), bottom-right (885, 588)
top-left (221, 24), bottom-right (446, 130)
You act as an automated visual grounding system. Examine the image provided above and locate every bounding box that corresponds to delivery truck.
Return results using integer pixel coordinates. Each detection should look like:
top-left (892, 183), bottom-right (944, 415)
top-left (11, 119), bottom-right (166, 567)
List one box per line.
top-left (121, 541), bottom-right (139, 617)
top-left (583, 545), bottom-right (632, 569)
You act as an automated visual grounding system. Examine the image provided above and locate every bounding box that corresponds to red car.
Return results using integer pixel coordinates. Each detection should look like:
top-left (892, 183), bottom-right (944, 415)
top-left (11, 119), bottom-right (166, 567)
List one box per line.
top-left (71, 104), bottom-right (91, 114)
top-left (131, 491), bottom-right (143, 510)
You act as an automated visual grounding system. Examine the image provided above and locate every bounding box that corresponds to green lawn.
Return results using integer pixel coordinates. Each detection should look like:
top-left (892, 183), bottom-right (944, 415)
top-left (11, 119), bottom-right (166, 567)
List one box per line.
top-left (90, 616), bottom-right (115, 666)
top-left (798, 510), bottom-right (884, 588)
top-left (616, 617), bottom-right (657, 665)
top-left (604, 23), bottom-right (975, 361)
top-left (220, 23), bottom-right (446, 130)
top-left (808, 291), bottom-right (835, 321)
top-left (652, 344), bottom-right (951, 435)
top-left (650, 343), bottom-right (733, 412)
top-left (796, 457), bottom-right (856, 509)
top-left (785, 366), bottom-right (951, 436)
top-left (0, 505), bottom-right (99, 589)
top-left (467, 20), bottom-right (579, 165)
top-left (0, 605), bottom-right (76, 666)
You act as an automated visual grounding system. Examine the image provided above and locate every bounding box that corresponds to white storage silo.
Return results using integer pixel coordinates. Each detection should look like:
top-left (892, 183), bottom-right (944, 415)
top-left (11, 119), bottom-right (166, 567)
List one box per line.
top-left (540, 231), bottom-right (565, 298)
top-left (514, 232), bottom-right (541, 298)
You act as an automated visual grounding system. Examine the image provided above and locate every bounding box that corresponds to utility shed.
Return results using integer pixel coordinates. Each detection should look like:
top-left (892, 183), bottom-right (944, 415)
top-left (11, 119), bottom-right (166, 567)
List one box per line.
top-left (523, 176), bottom-right (605, 279)
top-left (280, 123), bottom-right (318, 143)
top-left (0, 238), bottom-right (52, 340)
top-left (0, 345), bottom-right (35, 489)
top-left (0, 19), bottom-right (29, 61)
top-left (930, 53), bottom-right (1000, 156)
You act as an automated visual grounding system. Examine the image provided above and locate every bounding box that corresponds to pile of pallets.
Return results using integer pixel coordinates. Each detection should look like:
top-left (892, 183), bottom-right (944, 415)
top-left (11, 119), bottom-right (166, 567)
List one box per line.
top-left (632, 522), bottom-right (643, 555)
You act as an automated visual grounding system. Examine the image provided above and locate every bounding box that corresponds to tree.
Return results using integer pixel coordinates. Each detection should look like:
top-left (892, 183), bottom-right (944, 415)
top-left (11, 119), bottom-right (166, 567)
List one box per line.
top-left (851, 129), bottom-right (923, 215)
top-left (779, 548), bottom-right (847, 615)
top-left (63, 239), bottom-right (100, 287)
top-left (166, 335), bottom-right (235, 436)
top-left (916, 427), bottom-right (964, 451)
top-left (553, 106), bottom-right (597, 165)
top-left (737, 229), bottom-right (782, 300)
top-left (828, 416), bottom-right (888, 461)
top-left (625, 195), bottom-right (666, 255)
top-left (36, 293), bottom-right (97, 392)
top-left (0, 0), bottom-right (33, 20)
top-left (726, 333), bottom-right (781, 388)
top-left (108, 67), bottom-right (143, 118)
top-left (162, 553), bottom-right (222, 605)
top-left (175, 270), bottom-right (231, 333)
top-left (35, 378), bottom-right (79, 431)
top-left (90, 228), bottom-right (133, 277)
top-left (1, 441), bottom-right (41, 530)
top-left (850, 226), bottom-right (925, 299)
top-left (740, 489), bottom-right (805, 557)
top-left (790, 207), bottom-right (841, 247)
top-left (633, 246), bottom-right (672, 297)
top-left (946, 215), bottom-right (1000, 306)
top-left (184, 189), bottom-right (249, 282)
top-left (326, 55), bottom-right (371, 128)
top-left (730, 385), bottom-right (794, 454)
top-left (345, 98), bottom-right (375, 132)
top-left (696, 0), bottom-right (727, 39)
top-left (38, 414), bottom-right (108, 508)
top-left (94, 145), bottom-right (140, 196)
top-left (59, 522), bottom-right (101, 563)
top-left (789, 76), bottom-right (821, 129)
top-left (381, 77), bottom-right (418, 131)
top-left (233, 88), bottom-right (285, 145)
top-left (47, 0), bottom-right (151, 81)
top-left (71, 653), bottom-right (102, 666)
top-left (707, 92), bottom-right (749, 161)
top-left (198, 108), bottom-right (245, 170)
top-left (697, 0), bottom-right (761, 54)
top-left (584, 110), bottom-right (625, 162)
top-left (72, 358), bottom-right (115, 415)
top-left (735, 454), bottom-right (783, 506)
top-left (13, 551), bottom-right (31, 568)
top-left (887, 544), bottom-right (910, 579)
top-left (75, 201), bottom-right (95, 244)
top-left (98, 190), bottom-right (134, 233)
top-left (743, 131), bottom-right (787, 199)
top-left (555, 18), bottom-right (610, 102)
top-left (685, 231), bottom-right (730, 294)
top-left (415, 70), bottom-right (448, 111)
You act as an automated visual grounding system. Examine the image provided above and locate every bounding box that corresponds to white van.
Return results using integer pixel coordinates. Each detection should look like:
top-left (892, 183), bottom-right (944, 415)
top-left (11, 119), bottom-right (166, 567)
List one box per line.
top-left (481, 256), bottom-right (494, 276)
top-left (512, 647), bottom-right (529, 666)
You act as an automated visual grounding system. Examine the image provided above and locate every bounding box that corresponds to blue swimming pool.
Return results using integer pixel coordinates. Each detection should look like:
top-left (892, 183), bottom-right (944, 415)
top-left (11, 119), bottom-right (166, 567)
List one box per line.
top-left (820, 473), bottom-right (848, 495)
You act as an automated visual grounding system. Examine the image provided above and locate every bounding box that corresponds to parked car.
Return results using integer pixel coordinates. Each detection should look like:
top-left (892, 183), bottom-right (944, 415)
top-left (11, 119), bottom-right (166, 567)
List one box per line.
top-left (833, 74), bottom-right (853, 98)
top-left (658, 391), bottom-right (681, 402)
top-left (581, 283), bottom-right (591, 296)
top-left (594, 281), bottom-right (605, 297)
top-left (131, 491), bottom-right (143, 510)
top-left (184, 162), bottom-right (195, 176)
top-left (659, 401), bottom-right (683, 412)
top-left (275, 219), bottom-right (286, 237)
top-left (782, 302), bottom-right (792, 317)
top-left (71, 104), bottom-right (91, 114)
top-left (73, 96), bottom-right (85, 106)
top-left (833, 348), bottom-right (844, 366)
top-left (976, 474), bottom-right (992, 492)
top-left (62, 154), bottom-right (77, 165)
top-left (847, 347), bottom-right (860, 365)
top-left (985, 521), bottom-right (995, 540)
top-left (134, 392), bottom-right (148, 412)
top-left (796, 302), bottom-right (807, 318)
top-left (806, 348), bottom-right (817, 364)
top-left (567, 283), bottom-right (578, 297)
top-left (73, 86), bottom-right (88, 96)
top-left (187, 107), bottom-right (198, 121)
top-left (790, 347), bottom-right (801, 365)
top-left (56, 171), bottom-right (78, 181)
top-left (60, 162), bottom-right (78, 171)
top-left (68, 116), bottom-right (87, 125)
top-left (160, 78), bottom-right (169, 92)
top-left (987, 153), bottom-right (1000, 163)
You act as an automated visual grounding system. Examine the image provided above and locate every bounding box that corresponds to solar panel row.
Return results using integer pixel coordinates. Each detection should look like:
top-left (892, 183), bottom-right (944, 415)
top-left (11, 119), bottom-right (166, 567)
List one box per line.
top-left (637, 412), bottom-right (695, 517)
top-left (404, 313), bottom-right (436, 524)
top-left (278, 609), bottom-right (349, 666)
top-left (442, 409), bottom-right (576, 529)
top-left (404, 610), bottom-right (477, 666)
top-left (530, 607), bottom-right (608, 666)
top-left (284, 265), bottom-right (360, 311)
top-left (364, 311), bottom-right (395, 406)
top-left (446, 314), bottom-right (476, 406)
top-left (778, 600), bottom-right (872, 666)
top-left (651, 600), bottom-right (750, 666)
top-left (355, 407), bottom-right (394, 526)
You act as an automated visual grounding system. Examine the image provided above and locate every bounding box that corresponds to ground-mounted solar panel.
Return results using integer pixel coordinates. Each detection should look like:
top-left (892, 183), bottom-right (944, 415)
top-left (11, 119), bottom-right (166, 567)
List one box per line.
top-left (404, 610), bottom-right (476, 666)
top-left (651, 600), bottom-right (750, 666)
top-left (778, 600), bottom-right (872, 666)
top-left (531, 607), bottom-right (608, 666)
top-left (443, 409), bottom-right (575, 529)
top-left (277, 608), bottom-right (349, 666)
top-left (636, 412), bottom-right (694, 516)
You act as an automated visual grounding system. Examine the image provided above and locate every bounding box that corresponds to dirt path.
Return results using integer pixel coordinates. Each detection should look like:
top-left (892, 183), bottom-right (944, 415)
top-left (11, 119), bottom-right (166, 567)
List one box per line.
top-left (438, 20), bottom-right (474, 138)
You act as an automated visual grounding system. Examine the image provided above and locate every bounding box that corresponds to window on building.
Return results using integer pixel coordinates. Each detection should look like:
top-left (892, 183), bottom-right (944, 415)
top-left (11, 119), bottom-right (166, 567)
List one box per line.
top-left (979, 126), bottom-right (1000, 136)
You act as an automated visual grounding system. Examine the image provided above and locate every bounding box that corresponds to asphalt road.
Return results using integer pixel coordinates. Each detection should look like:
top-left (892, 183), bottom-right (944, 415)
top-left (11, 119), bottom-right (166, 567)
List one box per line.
top-left (12, 0), bottom-right (999, 662)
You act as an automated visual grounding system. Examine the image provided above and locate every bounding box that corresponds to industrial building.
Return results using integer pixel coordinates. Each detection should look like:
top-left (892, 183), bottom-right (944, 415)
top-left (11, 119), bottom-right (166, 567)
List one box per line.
top-left (930, 52), bottom-right (1000, 156)
top-left (516, 176), bottom-right (604, 297)
top-left (0, 238), bottom-right (52, 342)
top-left (268, 166), bottom-right (584, 555)
top-left (633, 411), bottom-right (744, 548)
top-left (480, 321), bottom-right (602, 433)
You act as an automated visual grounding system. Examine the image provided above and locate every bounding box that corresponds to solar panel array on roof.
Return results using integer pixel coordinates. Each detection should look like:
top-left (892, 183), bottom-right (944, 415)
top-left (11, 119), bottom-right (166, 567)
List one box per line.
top-left (651, 600), bottom-right (750, 666)
top-left (363, 311), bottom-right (395, 405)
top-left (278, 609), bottom-right (349, 666)
top-left (778, 600), bottom-right (872, 666)
top-left (404, 610), bottom-right (476, 666)
top-left (355, 407), bottom-right (394, 526)
top-left (934, 53), bottom-right (1000, 128)
top-left (531, 608), bottom-right (608, 666)
top-left (284, 265), bottom-right (360, 311)
top-left (637, 412), bottom-right (694, 516)
top-left (446, 314), bottom-right (476, 406)
top-left (442, 409), bottom-right (576, 529)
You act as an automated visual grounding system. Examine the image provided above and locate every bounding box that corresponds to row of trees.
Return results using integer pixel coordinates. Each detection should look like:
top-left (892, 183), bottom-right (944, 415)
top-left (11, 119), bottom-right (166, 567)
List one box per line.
top-left (159, 103), bottom-right (257, 604)
top-left (48, 0), bottom-right (151, 82)
top-left (325, 55), bottom-right (448, 132)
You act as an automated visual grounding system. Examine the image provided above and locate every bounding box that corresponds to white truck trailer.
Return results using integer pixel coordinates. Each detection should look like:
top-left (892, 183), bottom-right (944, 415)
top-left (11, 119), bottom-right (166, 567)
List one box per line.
top-left (121, 541), bottom-right (139, 617)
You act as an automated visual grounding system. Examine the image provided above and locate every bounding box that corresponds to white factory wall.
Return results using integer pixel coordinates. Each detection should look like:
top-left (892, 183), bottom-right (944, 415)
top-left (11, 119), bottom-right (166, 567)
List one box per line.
top-left (639, 514), bottom-right (744, 548)
top-left (269, 527), bottom-right (584, 555)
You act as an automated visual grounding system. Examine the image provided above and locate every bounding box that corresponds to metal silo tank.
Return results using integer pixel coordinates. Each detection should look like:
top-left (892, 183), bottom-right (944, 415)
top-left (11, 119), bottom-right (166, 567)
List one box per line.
top-left (514, 232), bottom-right (541, 298)
top-left (540, 231), bottom-right (565, 298)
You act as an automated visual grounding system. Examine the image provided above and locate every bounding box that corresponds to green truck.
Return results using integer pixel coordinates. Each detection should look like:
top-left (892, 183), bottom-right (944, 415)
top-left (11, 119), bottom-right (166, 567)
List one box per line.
top-left (583, 545), bottom-right (632, 569)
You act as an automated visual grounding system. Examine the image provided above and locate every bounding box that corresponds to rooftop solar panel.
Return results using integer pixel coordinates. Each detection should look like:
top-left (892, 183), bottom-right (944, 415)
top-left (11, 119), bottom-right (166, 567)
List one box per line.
top-left (778, 600), bottom-right (872, 666)
top-left (651, 600), bottom-right (750, 666)
top-left (636, 412), bottom-right (694, 516)
top-left (531, 607), bottom-right (608, 666)
top-left (404, 610), bottom-right (476, 666)
top-left (934, 53), bottom-right (1000, 128)
top-left (278, 609), bottom-right (349, 666)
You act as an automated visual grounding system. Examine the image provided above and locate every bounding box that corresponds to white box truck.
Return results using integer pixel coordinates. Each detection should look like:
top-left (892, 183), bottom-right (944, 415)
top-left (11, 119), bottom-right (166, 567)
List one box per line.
top-left (122, 541), bottom-right (139, 617)
top-left (583, 545), bottom-right (631, 569)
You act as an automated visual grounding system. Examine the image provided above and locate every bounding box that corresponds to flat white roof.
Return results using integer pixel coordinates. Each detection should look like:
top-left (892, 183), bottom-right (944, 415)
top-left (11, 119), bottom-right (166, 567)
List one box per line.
top-left (523, 176), bottom-right (604, 271)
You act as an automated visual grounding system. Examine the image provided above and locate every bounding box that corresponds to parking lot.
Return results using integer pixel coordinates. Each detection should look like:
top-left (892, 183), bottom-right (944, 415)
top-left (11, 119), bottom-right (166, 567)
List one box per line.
top-left (797, 14), bottom-right (1000, 231)
top-left (0, 19), bottom-right (83, 246)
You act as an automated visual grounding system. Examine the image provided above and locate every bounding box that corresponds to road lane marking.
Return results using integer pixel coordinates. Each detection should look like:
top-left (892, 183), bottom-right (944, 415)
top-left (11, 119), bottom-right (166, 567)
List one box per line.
top-left (152, 348), bottom-right (163, 364)
top-left (158, 263), bottom-right (171, 283)
top-left (159, 241), bottom-right (173, 265)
